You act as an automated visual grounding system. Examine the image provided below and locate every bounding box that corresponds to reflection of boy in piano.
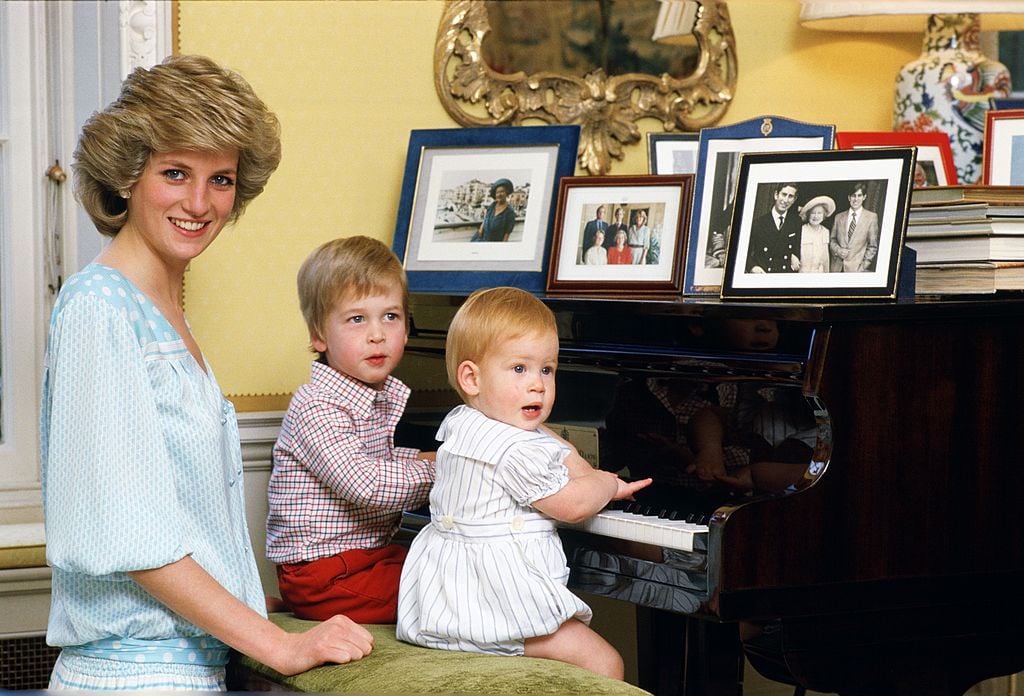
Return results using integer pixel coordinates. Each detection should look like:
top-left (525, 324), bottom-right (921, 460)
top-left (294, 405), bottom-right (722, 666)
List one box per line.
top-left (689, 318), bottom-right (815, 493)
top-left (396, 286), bottom-right (651, 680)
top-left (605, 318), bottom-right (814, 494)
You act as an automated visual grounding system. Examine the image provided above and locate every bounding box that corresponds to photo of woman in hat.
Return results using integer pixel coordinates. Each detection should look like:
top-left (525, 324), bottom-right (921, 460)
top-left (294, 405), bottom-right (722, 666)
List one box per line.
top-left (471, 177), bottom-right (517, 242)
top-left (797, 194), bottom-right (835, 274)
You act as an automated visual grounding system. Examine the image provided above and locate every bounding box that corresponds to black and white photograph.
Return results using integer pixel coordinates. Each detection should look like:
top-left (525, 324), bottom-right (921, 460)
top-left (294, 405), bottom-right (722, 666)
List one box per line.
top-left (684, 116), bottom-right (836, 295)
top-left (547, 175), bottom-right (692, 295)
top-left (722, 148), bottom-right (916, 300)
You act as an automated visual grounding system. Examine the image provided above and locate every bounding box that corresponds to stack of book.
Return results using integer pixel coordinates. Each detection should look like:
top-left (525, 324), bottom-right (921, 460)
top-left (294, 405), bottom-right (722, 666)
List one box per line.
top-left (905, 185), bottom-right (1024, 295)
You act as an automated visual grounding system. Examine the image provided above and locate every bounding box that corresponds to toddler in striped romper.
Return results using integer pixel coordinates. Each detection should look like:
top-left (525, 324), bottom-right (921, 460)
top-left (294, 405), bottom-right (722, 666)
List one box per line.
top-left (396, 287), bottom-right (650, 680)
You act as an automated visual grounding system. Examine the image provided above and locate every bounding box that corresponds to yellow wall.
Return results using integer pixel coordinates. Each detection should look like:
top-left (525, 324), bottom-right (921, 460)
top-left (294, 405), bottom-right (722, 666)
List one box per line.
top-left (177, 0), bottom-right (918, 405)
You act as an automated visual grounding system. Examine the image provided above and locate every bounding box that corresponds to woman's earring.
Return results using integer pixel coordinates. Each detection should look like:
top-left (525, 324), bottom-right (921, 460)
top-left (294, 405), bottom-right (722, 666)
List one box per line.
top-left (119, 189), bottom-right (131, 200)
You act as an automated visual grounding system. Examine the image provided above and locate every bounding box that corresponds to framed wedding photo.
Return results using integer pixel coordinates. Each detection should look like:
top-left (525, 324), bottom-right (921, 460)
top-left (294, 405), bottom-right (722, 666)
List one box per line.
top-left (983, 108), bottom-right (1024, 185)
top-left (721, 148), bottom-right (916, 300)
top-left (392, 125), bottom-right (580, 294)
top-left (685, 115), bottom-right (836, 296)
top-left (836, 130), bottom-right (956, 187)
top-left (647, 132), bottom-right (700, 175)
top-left (546, 174), bottom-right (693, 296)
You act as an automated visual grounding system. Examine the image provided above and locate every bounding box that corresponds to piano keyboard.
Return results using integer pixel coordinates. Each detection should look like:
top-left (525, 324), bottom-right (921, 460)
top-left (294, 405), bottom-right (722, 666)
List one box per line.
top-left (560, 508), bottom-right (708, 552)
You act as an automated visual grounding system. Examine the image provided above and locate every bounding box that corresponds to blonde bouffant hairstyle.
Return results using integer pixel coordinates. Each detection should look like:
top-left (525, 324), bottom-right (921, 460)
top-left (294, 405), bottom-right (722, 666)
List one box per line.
top-left (445, 287), bottom-right (558, 400)
top-left (297, 236), bottom-right (409, 354)
top-left (73, 54), bottom-right (282, 237)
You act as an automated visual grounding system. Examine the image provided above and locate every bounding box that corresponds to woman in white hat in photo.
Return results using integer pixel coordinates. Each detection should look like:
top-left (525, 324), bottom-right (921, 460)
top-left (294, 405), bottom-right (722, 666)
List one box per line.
top-left (798, 195), bottom-right (835, 273)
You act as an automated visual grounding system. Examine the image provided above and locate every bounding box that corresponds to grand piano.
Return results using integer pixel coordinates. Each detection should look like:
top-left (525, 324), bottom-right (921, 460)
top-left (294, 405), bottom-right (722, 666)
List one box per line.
top-left (395, 291), bottom-right (1024, 696)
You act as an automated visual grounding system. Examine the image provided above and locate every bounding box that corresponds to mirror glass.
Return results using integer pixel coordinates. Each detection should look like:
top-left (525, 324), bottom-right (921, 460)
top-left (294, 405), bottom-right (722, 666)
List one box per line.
top-left (481, 0), bottom-right (699, 80)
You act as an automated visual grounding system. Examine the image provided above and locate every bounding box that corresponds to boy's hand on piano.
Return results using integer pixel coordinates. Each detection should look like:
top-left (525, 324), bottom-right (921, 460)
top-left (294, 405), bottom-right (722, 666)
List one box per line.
top-left (612, 476), bottom-right (653, 502)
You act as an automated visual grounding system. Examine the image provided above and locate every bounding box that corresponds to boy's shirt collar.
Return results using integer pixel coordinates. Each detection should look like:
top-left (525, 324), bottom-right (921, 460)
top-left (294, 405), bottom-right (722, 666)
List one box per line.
top-left (308, 359), bottom-right (409, 417)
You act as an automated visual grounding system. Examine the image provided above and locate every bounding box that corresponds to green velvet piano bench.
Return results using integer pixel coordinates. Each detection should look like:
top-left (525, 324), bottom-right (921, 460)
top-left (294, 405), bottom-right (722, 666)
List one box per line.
top-left (227, 613), bottom-right (651, 694)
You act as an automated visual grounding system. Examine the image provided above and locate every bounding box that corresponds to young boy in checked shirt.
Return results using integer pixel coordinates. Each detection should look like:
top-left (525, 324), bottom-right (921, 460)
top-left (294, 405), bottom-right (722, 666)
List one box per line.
top-left (266, 236), bottom-right (435, 623)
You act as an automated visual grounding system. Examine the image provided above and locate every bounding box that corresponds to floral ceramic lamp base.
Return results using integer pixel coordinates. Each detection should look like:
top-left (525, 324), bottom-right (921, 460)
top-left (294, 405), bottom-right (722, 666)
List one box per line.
top-left (894, 13), bottom-right (1012, 185)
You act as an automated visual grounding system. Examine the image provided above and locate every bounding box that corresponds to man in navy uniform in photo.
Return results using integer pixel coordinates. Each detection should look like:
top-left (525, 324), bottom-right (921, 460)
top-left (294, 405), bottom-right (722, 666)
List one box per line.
top-left (746, 182), bottom-right (801, 273)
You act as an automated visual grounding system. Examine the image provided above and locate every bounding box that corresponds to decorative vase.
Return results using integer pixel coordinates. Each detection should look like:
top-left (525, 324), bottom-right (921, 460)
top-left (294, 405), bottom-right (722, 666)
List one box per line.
top-left (893, 13), bottom-right (1012, 185)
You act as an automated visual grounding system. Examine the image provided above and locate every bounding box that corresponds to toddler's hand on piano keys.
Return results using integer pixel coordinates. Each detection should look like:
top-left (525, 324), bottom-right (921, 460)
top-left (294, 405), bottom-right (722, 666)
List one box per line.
top-left (612, 476), bottom-right (653, 502)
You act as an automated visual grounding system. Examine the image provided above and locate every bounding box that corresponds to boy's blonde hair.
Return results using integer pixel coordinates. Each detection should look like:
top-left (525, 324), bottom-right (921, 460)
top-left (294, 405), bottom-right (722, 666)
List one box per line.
top-left (445, 287), bottom-right (558, 400)
top-left (297, 236), bottom-right (409, 349)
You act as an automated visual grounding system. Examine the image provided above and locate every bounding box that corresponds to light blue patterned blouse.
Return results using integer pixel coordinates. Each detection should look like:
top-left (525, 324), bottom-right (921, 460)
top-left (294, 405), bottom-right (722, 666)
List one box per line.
top-left (40, 263), bottom-right (265, 657)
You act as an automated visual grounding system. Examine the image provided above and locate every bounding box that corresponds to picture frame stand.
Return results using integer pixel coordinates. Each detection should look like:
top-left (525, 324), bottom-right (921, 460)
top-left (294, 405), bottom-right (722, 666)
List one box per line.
top-left (896, 246), bottom-right (917, 303)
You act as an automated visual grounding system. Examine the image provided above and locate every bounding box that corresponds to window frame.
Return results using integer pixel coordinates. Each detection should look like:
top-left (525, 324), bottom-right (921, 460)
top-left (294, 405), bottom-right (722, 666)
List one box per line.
top-left (0, 1), bottom-right (47, 509)
top-left (0, 0), bottom-right (171, 515)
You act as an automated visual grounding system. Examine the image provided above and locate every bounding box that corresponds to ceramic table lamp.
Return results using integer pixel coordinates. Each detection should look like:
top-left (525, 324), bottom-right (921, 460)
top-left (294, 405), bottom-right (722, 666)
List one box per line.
top-left (800, 1), bottom-right (1024, 184)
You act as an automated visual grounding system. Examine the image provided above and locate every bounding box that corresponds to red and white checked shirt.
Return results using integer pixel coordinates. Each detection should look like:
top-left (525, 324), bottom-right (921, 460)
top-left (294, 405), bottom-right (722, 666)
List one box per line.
top-left (266, 361), bottom-right (435, 564)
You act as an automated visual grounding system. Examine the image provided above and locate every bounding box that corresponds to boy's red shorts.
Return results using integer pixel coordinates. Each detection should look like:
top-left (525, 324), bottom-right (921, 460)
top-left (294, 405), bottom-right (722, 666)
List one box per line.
top-left (276, 543), bottom-right (407, 624)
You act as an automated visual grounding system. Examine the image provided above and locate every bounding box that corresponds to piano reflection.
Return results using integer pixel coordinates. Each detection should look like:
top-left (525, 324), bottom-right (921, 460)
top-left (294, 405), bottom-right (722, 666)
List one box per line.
top-left (396, 292), bottom-right (1024, 696)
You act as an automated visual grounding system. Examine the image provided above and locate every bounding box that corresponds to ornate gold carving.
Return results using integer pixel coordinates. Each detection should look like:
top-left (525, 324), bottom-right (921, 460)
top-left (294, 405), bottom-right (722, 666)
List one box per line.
top-left (434, 0), bottom-right (736, 175)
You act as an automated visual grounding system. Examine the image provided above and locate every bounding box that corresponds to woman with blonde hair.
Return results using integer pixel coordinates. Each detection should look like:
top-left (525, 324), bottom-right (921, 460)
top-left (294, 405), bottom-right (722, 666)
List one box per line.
top-left (42, 54), bottom-right (373, 691)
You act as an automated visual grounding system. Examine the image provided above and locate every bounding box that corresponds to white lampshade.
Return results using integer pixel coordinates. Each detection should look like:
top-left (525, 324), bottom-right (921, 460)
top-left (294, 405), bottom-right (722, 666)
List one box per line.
top-left (800, 1), bottom-right (1024, 32)
top-left (801, 1), bottom-right (1024, 183)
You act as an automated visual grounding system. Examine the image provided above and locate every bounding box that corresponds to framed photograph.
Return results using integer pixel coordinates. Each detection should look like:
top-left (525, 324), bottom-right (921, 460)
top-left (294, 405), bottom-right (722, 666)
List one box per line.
top-left (392, 125), bottom-right (580, 294)
top-left (836, 130), bottom-right (957, 187)
top-left (685, 116), bottom-right (836, 295)
top-left (721, 148), bottom-right (916, 300)
top-left (983, 108), bottom-right (1024, 185)
top-left (647, 132), bottom-right (700, 175)
top-left (546, 174), bottom-right (693, 295)
top-left (990, 97), bottom-right (1024, 111)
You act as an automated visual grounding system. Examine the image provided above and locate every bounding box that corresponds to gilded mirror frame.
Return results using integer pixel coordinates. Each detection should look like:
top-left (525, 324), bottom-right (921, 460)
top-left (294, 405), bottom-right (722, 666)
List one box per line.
top-left (435, 0), bottom-right (737, 175)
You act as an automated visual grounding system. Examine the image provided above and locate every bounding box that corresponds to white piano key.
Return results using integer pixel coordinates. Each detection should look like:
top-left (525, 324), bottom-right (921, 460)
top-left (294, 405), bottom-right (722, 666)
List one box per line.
top-left (561, 508), bottom-right (708, 552)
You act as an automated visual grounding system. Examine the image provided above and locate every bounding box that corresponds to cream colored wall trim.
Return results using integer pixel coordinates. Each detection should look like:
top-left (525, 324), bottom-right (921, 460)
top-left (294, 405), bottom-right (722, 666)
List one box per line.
top-left (238, 411), bottom-right (285, 473)
top-left (0, 566), bottom-right (52, 638)
top-left (119, 0), bottom-right (172, 75)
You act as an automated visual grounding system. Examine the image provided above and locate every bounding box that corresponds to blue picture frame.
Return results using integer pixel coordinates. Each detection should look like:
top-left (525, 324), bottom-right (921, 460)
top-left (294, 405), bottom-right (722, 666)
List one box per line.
top-left (990, 97), bottom-right (1024, 111)
top-left (684, 115), bottom-right (836, 295)
top-left (392, 125), bottom-right (580, 295)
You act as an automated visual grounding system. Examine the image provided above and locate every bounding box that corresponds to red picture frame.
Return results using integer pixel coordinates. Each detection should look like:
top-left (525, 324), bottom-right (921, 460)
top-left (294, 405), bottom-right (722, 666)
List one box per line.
top-left (836, 131), bottom-right (957, 187)
top-left (982, 108), bottom-right (1024, 185)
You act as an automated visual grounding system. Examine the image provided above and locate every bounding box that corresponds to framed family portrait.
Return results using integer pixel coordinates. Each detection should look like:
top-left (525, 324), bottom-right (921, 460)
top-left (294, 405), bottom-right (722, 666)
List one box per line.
top-left (721, 148), bottom-right (916, 300)
top-left (647, 132), bottom-right (700, 175)
top-left (546, 174), bottom-right (693, 296)
top-left (392, 125), bottom-right (580, 293)
top-left (685, 116), bottom-right (836, 295)
top-left (983, 108), bottom-right (1024, 185)
top-left (836, 130), bottom-right (957, 187)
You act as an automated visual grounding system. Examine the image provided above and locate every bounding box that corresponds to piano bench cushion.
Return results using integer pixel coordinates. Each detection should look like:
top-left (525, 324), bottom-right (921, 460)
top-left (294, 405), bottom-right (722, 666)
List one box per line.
top-left (230, 613), bottom-right (650, 694)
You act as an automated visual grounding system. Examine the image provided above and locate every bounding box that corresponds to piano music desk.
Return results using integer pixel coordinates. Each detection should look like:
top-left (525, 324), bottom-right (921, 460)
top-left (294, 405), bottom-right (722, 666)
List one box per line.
top-left (227, 613), bottom-right (651, 694)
